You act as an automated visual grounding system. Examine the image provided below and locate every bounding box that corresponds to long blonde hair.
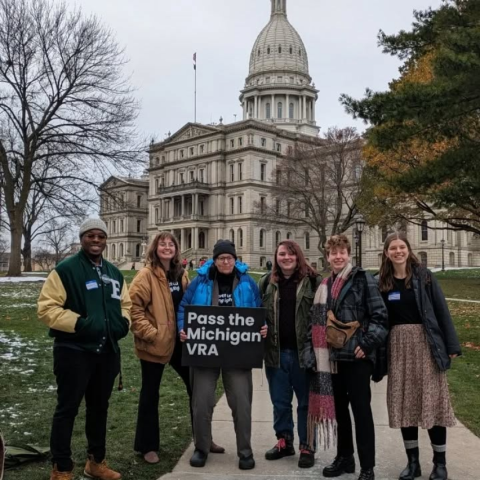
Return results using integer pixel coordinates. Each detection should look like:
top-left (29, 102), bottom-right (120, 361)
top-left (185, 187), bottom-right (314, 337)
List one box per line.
top-left (146, 231), bottom-right (183, 280)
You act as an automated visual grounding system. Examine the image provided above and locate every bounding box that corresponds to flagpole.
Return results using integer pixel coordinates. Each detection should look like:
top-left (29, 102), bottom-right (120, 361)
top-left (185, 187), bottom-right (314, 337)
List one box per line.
top-left (193, 52), bottom-right (197, 123)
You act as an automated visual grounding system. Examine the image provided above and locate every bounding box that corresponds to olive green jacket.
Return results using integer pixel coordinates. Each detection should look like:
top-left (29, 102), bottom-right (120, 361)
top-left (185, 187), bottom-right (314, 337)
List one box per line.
top-left (258, 273), bottom-right (321, 368)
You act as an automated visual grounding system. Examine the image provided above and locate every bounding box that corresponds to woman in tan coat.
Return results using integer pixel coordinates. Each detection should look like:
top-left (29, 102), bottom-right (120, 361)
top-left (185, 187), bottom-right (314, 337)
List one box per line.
top-left (130, 232), bottom-right (223, 464)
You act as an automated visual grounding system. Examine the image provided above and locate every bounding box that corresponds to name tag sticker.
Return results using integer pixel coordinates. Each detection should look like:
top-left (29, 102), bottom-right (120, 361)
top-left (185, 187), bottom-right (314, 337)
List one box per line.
top-left (388, 291), bottom-right (401, 301)
top-left (86, 280), bottom-right (99, 290)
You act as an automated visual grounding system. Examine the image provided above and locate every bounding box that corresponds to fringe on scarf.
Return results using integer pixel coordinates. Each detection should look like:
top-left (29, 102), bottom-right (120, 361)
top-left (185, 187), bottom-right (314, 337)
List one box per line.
top-left (307, 415), bottom-right (337, 451)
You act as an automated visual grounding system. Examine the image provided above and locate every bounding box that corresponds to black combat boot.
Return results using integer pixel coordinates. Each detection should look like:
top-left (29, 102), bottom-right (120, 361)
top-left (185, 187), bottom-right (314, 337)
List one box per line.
top-left (322, 454), bottom-right (355, 477)
top-left (399, 448), bottom-right (422, 480)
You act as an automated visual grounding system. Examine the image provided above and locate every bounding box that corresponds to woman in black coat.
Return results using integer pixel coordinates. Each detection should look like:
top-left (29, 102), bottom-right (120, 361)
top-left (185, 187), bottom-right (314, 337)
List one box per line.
top-left (378, 232), bottom-right (461, 480)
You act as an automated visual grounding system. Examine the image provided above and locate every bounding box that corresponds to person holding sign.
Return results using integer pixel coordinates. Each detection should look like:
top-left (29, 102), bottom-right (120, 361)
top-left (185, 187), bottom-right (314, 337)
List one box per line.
top-left (258, 240), bottom-right (321, 469)
top-left (129, 232), bottom-right (224, 464)
top-left (313, 235), bottom-right (387, 480)
top-left (178, 240), bottom-right (266, 470)
top-left (378, 233), bottom-right (460, 480)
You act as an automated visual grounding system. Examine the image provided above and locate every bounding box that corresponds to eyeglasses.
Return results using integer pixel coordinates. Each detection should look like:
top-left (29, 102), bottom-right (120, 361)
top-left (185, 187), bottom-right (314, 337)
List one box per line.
top-left (85, 234), bottom-right (107, 241)
top-left (216, 256), bottom-right (235, 263)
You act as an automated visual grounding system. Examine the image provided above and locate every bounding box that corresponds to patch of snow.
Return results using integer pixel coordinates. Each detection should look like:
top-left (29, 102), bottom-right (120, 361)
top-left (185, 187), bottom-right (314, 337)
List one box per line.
top-left (0, 276), bottom-right (46, 283)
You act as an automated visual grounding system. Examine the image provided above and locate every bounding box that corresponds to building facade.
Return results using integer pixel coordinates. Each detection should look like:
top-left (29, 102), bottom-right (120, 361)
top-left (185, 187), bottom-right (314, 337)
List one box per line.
top-left (100, 0), bottom-right (480, 269)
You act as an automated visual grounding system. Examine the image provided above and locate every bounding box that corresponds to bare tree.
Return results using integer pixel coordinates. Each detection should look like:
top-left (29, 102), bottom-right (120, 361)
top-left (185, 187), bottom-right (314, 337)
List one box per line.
top-left (255, 127), bottom-right (363, 266)
top-left (0, 0), bottom-right (142, 276)
top-left (41, 220), bottom-right (73, 266)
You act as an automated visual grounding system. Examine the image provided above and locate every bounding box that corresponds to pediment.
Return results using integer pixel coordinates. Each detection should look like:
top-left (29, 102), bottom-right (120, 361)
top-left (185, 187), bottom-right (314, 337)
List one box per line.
top-left (168, 123), bottom-right (219, 144)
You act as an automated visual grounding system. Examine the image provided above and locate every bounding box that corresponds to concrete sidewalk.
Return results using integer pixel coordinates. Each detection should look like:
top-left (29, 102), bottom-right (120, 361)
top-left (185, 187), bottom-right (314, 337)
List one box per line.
top-left (159, 369), bottom-right (479, 480)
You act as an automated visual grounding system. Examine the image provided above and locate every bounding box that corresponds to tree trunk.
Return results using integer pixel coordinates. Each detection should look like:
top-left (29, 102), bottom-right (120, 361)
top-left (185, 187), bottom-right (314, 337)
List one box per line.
top-left (22, 237), bottom-right (32, 272)
top-left (7, 222), bottom-right (23, 276)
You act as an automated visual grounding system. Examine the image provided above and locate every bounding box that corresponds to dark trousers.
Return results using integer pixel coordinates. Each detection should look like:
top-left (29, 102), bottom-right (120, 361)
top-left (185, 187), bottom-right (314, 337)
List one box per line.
top-left (51, 347), bottom-right (120, 471)
top-left (134, 339), bottom-right (193, 454)
top-left (332, 360), bottom-right (375, 469)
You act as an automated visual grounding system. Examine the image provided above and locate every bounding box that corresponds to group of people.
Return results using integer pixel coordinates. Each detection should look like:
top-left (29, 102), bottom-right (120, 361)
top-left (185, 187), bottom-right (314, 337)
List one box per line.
top-left (37, 218), bottom-right (461, 480)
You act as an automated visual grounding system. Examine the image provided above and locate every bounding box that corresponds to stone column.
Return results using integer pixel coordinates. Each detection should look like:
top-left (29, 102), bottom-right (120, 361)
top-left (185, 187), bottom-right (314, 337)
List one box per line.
top-left (286, 94), bottom-right (290, 119)
top-left (193, 227), bottom-right (199, 250)
top-left (254, 96), bottom-right (258, 119)
top-left (271, 94), bottom-right (275, 118)
top-left (181, 195), bottom-right (185, 218)
top-left (303, 95), bottom-right (307, 119)
top-left (181, 228), bottom-right (186, 251)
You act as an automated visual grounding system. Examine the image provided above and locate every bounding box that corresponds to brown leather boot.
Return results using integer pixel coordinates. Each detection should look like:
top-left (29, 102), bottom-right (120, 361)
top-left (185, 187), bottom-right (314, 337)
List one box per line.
top-left (210, 441), bottom-right (225, 454)
top-left (84, 455), bottom-right (121, 480)
top-left (50, 465), bottom-right (74, 480)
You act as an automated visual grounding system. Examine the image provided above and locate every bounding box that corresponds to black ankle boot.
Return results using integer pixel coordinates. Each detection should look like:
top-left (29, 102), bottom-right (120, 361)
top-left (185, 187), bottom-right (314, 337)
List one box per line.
top-left (399, 449), bottom-right (422, 480)
top-left (358, 468), bottom-right (375, 480)
top-left (322, 454), bottom-right (355, 478)
top-left (429, 463), bottom-right (447, 480)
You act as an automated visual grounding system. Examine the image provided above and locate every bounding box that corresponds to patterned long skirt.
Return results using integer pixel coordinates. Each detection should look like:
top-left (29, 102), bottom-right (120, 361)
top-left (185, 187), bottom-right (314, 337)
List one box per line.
top-left (387, 324), bottom-right (456, 429)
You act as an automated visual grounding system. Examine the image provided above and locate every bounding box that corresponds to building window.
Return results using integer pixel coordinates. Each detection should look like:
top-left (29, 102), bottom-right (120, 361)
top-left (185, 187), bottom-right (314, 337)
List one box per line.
top-left (119, 243), bottom-right (124, 258)
top-left (275, 231), bottom-right (281, 246)
top-left (161, 155), bottom-right (165, 163)
top-left (190, 170), bottom-right (195, 182)
top-left (112, 220), bottom-right (116, 233)
top-left (305, 232), bottom-right (310, 250)
top-left (260, 197), bottom-right (266, 214)
top-left (299, 49), bottom-right (302, 56)
top-left (230, 139), bottom-right (235, 148)
top-left (238, 228), bottom-right (244, 247)
top-left (449, 252), bottom-right (455, 267)
top-left (180, 172), bottom-right (185, 184)
top-left (199, 169), bottom-right (204, 182)
top-left (277, 102), bottom-right (283, 118)
top-left (238, 137), bottom-right (243, 147)
top-left (135, 244), bottom-right (140, 258)
top-left (120, 219), bottom-right (124, 232)
top-left (112, 244), bottom-right (116, 258)
top-left (155, 208), bottom-right (159, 222)
top-left (287, 232), bottom-right (292, 240)
top-left (199, 231), bottom-right (205, 249)
top-left (278, 45), bottom-right (282, 54)
top-left (230, 197), bottom-right (234, 214)
top-left (276, 143), bottom-right (281, 152)
top-left (289, 102), bottom-right (294, 119)
top-left (180, 149), bottom-right (184, 158)
top-left (230, 164), bottom-right (234, 182)
top-left (289, 46), bottom-right (293, 54)
top-left (238, 196), bottom-right (243, 213)
top-left (421, 220), bottom-right (428, 241)
top-left (275, 199), bottom-right (280, 214)
top-left (137, 220), bottom-right (141, 233)
top-left (260, 163), bottom-right (266, 181)
top-left (200, 144), bottom-right (204, 154)
top-left (260, 229), bottom-right (266, 248)
top-left (267, 46), bottom-right (271, 54)
top-left (230, 229), bottom-right (235, 243)
top-left (190, 147), bottom-right (194, 155)
top-left (287, 202), bottom-right (291, 216)
top-left (238, 162), bottom-right (243, 180)
top-left (261, 137), bottom-right (267, 147)
top-left (419, 252), bottom-right (427, 266)
top-left (266, 103), bottom-right (271, 119)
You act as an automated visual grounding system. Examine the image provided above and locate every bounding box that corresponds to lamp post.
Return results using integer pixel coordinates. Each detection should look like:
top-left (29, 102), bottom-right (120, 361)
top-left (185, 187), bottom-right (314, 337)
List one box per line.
top-left (353, 229), bottom-right (359, 266)
top-left (441, 239), bottom-right (445, 272)
top-left (355, 215), bottom-right (366, 268)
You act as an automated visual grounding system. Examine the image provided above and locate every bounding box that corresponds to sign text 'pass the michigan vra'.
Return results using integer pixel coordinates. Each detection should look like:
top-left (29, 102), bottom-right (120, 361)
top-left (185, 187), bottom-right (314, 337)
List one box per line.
top-left (181, 305), bottom-right (266, 369)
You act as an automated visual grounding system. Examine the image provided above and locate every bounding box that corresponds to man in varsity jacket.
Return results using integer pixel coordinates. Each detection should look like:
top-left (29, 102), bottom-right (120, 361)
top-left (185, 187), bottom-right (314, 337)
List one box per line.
top-left (38, 218), bottom-right (131, 480)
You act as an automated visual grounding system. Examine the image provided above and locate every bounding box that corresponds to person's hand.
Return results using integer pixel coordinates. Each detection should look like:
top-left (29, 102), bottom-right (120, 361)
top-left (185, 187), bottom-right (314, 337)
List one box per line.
top-left (449, 354), bottom-right (458, 359)
top-left (260, 325), bottom-right (268, 338)
top-left (180, 329), bottom-right (187, 342)
top-left (354, 346), bottom-right (366, 359)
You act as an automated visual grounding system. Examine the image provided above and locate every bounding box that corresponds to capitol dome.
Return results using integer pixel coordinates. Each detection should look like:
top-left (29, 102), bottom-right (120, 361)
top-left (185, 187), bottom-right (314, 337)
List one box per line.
top-left (249, 0), bottom-right (309, 77)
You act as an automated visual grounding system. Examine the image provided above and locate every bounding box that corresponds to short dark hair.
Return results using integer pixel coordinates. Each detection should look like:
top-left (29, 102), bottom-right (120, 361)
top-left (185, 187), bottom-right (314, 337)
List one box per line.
top-left (326, 234), bottom-right (351, 255)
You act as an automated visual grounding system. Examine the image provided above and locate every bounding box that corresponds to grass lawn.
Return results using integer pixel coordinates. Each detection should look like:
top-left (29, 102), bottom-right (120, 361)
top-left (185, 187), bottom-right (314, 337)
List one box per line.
top-left (436, 269), bottom-right (480, 301)
top-left (0, 268), bottom-right (479, 479)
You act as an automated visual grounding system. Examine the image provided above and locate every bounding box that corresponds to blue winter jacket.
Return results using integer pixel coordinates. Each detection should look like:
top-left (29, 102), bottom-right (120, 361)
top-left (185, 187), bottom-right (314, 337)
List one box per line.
top-left (177, 259), bottom-right (262, 331)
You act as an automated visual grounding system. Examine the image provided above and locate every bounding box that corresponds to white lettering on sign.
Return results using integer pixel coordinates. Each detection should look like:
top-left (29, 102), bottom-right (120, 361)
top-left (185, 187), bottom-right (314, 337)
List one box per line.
top-left (186, 327), bottom-right (261, 346)
top-left (187, 312), bottom-right (225, 325)
top-left (186, 343), bottom-right (219, 356)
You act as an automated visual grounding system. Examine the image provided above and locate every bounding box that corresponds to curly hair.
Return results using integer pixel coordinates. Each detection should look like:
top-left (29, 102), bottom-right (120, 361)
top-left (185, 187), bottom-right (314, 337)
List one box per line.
top-left (145, 231), bottom-right (184, 280)
top-left (325, 234), bottom-right (351, 255)
top-left (379, 232), bottom-right (420, 292)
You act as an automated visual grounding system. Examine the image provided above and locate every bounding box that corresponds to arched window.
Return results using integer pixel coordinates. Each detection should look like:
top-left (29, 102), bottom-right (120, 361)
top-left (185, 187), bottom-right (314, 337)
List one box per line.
top-left (135, 243), bottom-right (141, 258)
top-left (188, 233), bottom-right (192, 249)
top-left (299, 49), bottom-right (302, 57)
top-left (230, 229), bottom-right (235, 243)
top-left (260, 256), bottom-right (266, 267)
top-left (449, 252), bottom-right (455, 267)
top-left (421, 220), bottom-right (428, 241)
top-left (277, 102), bottom-right (283, 119)
top-left (289, 102), bottom-right (294, 119)
top-left (305, 232), bottom-right (310, 250)
top-left (278, 45), bottom-right (282, 54)
top-left (419, 252), bottom-right (428, 266)
top-left (267, 46), bottom-right (271, 54)
top-left (238, 228), bottom-right (244, 247)
top-left (260, 229), bottom-right (266, 248)
top-left (119, 243), bottom-right (124, 258)
top-left (266, 102), bottom-right (271, 119)
top-left (287, 232), bottom-right (292, 240)
top-left (258, 49), bottom-right (261, 56)
top-left (275, 231), bottom-right (281, 246)
top-left (199, 231), bottom-right (205, 249)
top-left (289, 46), bottom-right (293, 54)
top-left (111, 244), bottom-right (116, 259)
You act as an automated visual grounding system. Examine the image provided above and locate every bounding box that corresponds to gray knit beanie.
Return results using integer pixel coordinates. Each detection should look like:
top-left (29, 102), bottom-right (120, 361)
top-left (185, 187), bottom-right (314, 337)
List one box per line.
top-left (79, 218), bottom-right (108, 238)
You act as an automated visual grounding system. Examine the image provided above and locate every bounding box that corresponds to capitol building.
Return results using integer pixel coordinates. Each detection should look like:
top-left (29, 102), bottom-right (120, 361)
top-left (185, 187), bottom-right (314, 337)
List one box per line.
top-left (100, 0), bottom-right (480, 270)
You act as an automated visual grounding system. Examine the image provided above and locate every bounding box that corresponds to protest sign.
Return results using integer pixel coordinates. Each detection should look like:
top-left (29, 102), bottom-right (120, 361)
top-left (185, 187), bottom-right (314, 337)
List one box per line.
top-left (181, 305), bottom-right (266, 369)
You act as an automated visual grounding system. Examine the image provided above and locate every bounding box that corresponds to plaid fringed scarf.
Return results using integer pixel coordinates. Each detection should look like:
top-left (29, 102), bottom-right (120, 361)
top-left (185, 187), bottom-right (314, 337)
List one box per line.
top-left (307, 262), bottom-right (353, 449)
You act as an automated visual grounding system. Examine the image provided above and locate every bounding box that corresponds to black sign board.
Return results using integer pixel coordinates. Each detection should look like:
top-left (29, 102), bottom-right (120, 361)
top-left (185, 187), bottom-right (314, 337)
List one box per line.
top-left (181, 305), bottom-right (266, 369)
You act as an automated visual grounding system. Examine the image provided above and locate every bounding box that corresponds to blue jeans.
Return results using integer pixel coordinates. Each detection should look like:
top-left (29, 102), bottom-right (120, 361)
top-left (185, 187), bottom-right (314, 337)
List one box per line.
top-left (265, 349), bottom-right (312, 450)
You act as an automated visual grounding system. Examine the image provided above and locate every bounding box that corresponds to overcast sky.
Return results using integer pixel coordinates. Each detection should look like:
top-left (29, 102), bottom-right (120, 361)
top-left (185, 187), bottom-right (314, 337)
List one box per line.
top-left (66, 0), bottom-right (443, 140)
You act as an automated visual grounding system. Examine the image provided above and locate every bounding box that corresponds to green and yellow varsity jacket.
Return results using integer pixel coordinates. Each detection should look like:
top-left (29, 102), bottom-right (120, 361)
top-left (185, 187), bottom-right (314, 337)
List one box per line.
top-left (37, 249), bottom-right (132, 354)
